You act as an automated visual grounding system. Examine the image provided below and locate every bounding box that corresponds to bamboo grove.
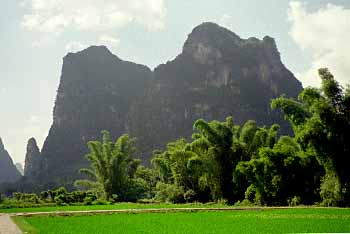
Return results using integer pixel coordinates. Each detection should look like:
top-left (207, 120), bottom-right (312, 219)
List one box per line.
top-left (75, 68), bottom-right (350, 207)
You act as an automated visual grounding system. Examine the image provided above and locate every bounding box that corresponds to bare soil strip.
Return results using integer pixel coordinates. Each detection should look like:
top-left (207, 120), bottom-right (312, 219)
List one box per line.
top-left (0, 214), bottom-right (22, 234)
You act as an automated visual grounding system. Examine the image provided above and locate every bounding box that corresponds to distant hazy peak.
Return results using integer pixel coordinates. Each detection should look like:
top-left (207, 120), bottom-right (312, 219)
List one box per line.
top-left (24, 137), bottom-right (41, 178)
top-left (0, 137), bottom-right (3, 150)
top-left (0, 137), bottom-right (21, 183)
top-left (27, 137), bottom-right (38, 146)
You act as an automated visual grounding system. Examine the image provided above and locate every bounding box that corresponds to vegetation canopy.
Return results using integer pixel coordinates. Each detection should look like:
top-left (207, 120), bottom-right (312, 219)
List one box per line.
top-left (1, 68), bottom-right (349, 208)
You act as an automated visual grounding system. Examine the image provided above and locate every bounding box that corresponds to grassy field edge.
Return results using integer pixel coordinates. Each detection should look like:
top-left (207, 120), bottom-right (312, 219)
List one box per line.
top-left (12, 216), bottom-right (38, 234)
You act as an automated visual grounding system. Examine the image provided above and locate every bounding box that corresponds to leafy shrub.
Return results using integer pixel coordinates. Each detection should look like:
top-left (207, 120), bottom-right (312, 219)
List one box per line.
top-left (320, 173), bottom-right (342, 207)
top-left (216, 198), bottom-right (228, 205)
top-left (244, 185), bottom-right (261, 205)
top-left (121, 178), bottom-right (148, 202)
top-left (40, 191), bottom-right (49, 200)
top-left (154, 182), bottom-right (185, 203)
top-left (54, 194), bottom-right (67, 206)
top-left (288, 196), bottom-right (301, 207)
top-left (184, 190), bottom-right (196, 203)
top-left (92, 199), bottom-right (109, 205)
top-left (13, 193), bottom-right (39, 204)
top-left (234, 199), bottom-right (254, 207)
top-left (110, 194), bottom-right (119, 203)
top-left (137, 198), bottom-right (159, 204)
top-left (84, 193), bottom-right (97, 205)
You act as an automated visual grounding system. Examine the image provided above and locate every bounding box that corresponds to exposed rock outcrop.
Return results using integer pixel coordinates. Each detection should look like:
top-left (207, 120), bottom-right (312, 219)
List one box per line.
top-left (30, 22), bottom-right (302, 188)
top-left (24, 138), bottom-right (41, 178)
top-left (130, 23), bottom-right (301, 156)
top-left (0, 138), bottom-right (21, 184)
top-left (36, 46), bottom-right (153, 185)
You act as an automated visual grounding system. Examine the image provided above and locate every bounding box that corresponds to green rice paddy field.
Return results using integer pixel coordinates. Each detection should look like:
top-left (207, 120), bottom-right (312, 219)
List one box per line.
top-left (13, 208), bottom-right (350, 234)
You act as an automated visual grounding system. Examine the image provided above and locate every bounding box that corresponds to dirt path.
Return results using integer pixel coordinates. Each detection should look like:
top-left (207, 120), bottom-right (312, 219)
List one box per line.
top-left (0, 214), bottom-right (22, 234)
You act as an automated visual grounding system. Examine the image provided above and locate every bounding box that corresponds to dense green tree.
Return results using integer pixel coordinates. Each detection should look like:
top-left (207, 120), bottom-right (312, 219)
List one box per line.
top-left (272, 68), bottom-right (350, 205)
top-left (190, 117), bottom-right (236, 203)
top-left (152, 139), bottom-right (206, 202)
top-left (189, 118), bottom-right (280, 203)
top-left (237, 136), bottom-right (322, 205)
top-left (150, 117), bottom-right (284, 204)
top-left (135, 165), bottom-right (157, 199)
top-left (75, 131), bottom-right (143, 201)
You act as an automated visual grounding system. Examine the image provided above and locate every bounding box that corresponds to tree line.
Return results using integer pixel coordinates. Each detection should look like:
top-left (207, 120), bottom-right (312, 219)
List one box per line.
top-left (1, 68), bottom-right (348, 207)
top-left (75, 68), bottom-right (350, 207)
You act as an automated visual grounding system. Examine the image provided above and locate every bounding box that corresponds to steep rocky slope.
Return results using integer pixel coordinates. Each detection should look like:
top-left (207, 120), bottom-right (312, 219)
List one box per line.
top-left (37, 46), bottom-right (153, 186)
top-left (31, 22), bottom-right (302, 188)
top-left (130, 23), bottom-right (301, 155)
top-left (24, 138), bottom-right (41, 178)
top-left (0, 138), bottom-right (21, 184)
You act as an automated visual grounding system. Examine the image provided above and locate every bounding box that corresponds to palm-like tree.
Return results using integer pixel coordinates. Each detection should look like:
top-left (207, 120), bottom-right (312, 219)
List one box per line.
top-left (191, 117), bottom-right (235, 203)
top-left (191, 117), bottom-right (280, 204)
top-left (75, 131), bottom-right (139, 200)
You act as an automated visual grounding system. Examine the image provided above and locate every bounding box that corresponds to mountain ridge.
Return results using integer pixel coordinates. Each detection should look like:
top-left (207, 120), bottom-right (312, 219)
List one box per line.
top-left (25, 22), bottom-right (302, 189)
top-left (0, 137), bottom-right (22, 184)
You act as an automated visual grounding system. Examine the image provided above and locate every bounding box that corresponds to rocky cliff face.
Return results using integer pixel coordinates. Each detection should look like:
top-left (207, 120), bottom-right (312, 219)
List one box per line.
top-left (24, 138), bottom-right (41, 178)
top-left (36, 46), bottom-right (153, 186)
top-left (31, 22), bottom-right (302, 188)
top-left (0, 138), bottom-right (21, 184)
top-left (129, 23), bottom-right (301, 156)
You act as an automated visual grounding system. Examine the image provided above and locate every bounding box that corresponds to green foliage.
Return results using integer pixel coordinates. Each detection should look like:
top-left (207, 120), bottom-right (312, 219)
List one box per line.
top-left (288, 196), bottom-right (301, 207)
top-left (13, 192), bottom-right (39, 204)
top-left (152, 117), bottom-right (285, 204)
top-left (237, 136), bottom-right (322, 205)
top-left (75, 131), bottom-right (144, 201)
top-left (83, 193), bottom-right (98, 205)
top-left (0, 187), bottom-right (101, 209)
top-left (191, 117), bottom-right (237, 203)
top-left (154, 182), bottom-right (185, 203)
top-left (135, 166), bottom-right (157, 198)
top-left (6, 68), bottom-right (347, 207)
top-left (152, 138), bottom-right (204, 202)
top-left (184, 189), bottom-right (196, 203)
top-left (243, 185), bottom-right (261, 205)
top-left (320, 173), bottom-right (342, 207)
top-left (272, 68), bottom-right (350, 206)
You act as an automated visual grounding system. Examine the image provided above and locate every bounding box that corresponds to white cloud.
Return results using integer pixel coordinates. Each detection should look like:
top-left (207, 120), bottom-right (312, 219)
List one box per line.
top-left (99, 35), bottom-right (120, 48)
top-left (65, 41), bottom-right (88, 53)
top-left (21, 0), bottom-right (167, 33)
top-left (288, 1), bottom-right (350, 87)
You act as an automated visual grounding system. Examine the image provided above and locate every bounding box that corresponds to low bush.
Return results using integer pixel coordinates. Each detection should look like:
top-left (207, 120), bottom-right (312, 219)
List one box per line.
top-left (154, 183), bottom-right (185, 203)
top-left (320, 173), bottom-right (342, 207)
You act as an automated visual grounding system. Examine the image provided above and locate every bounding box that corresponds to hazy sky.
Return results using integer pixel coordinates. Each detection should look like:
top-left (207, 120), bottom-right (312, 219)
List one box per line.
top-left (1, 0), bottom-right (349, 165)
